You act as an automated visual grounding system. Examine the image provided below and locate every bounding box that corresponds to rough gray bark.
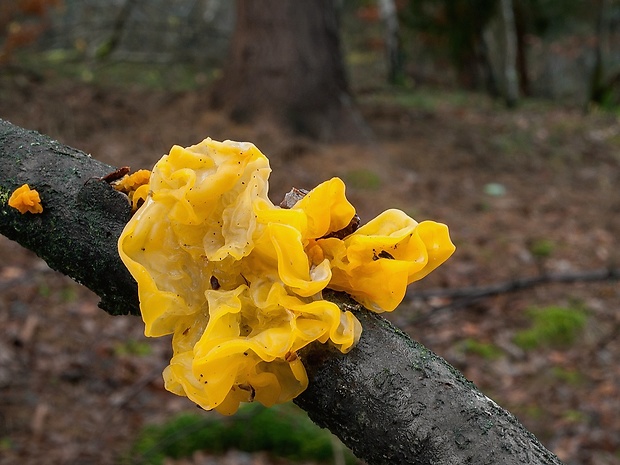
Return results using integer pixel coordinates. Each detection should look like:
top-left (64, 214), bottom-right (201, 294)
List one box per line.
top-left (298, 291), bottom-right (564, 465)
top-left (0, 119), bottom-right (564, 465)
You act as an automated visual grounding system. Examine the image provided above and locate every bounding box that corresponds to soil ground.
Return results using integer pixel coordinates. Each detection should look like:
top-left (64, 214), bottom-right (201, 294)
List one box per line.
top-left (1, 74), bottom-right (620, 465)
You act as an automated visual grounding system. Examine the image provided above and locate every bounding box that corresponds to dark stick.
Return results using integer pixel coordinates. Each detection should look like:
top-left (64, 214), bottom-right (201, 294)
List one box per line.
top-left (409, 268), bottom-right (620, 301)
top-left (406, 269), bottom-right (620, 324)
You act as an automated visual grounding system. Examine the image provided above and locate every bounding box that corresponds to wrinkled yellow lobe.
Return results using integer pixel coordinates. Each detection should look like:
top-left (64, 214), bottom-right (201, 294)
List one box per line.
top-left (118, 137), bottom-right (455, 415)
top-left (263, 223), bottom-right (331, 297)
top-left (322, 210), bottom-right (455, 312)
top-left (8, 184), bottom-right (43, 214)
top-left (291, 177), bottom-right (355, 238)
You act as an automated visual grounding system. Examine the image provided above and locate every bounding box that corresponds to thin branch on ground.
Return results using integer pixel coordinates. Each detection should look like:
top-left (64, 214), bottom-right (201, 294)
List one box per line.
top-left (407, 268), bottom-right (620, 323)
top-left (410, 267), bottom-right (620, 301)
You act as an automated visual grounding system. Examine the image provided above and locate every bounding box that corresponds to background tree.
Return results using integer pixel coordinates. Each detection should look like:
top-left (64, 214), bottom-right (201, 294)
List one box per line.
top-left (378, 0), bottom-right (405, 85)
top-left (513, 0), bottom-right (530, 96)
top-left (401, 0), bottom-right (498, 90)
top-left (587, 0), bottom-right (620, 108)
top-left (210, 0), bottom-right (359, 140)
top-left (500, 0), bottom-right (519, 106)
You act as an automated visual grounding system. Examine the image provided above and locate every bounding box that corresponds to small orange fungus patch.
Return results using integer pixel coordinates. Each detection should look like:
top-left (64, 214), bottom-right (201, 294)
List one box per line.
top-left (112, 169), bottom-right (151, 211)
top-left (118, 138), bottom-right (455, 415)
top-left (8, 184), bottom-right (43, 214)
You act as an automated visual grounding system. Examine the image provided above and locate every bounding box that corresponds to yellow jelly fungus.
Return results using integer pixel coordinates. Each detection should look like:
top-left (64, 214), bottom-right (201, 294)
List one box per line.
top-left (8, 184), bottom-right (43, 214)
top-left (112, 169), bottom-right (152, 212)
top-left (118, 137), bottom-right (455, 415)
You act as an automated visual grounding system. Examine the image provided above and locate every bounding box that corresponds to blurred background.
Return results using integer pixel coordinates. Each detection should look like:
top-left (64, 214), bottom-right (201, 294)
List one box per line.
top-left (1, 1), bottom-right (619, 464)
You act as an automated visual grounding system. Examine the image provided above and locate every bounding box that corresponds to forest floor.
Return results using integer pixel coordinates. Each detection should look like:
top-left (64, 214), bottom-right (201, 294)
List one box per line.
top-left (1, 73), bottom-right (620, 465)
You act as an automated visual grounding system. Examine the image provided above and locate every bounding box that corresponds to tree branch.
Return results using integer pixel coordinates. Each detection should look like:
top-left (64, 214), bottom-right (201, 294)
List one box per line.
top-left (0, 118), bottom-right (139, 315)
top-left (0, 118), bottom-right (564, 465)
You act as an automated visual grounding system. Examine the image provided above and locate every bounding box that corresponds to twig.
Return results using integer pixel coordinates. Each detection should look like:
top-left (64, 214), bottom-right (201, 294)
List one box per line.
top-left (409, 267), bottom-right (620, 301)
top-left (406, 267), bottom-right (620, 323)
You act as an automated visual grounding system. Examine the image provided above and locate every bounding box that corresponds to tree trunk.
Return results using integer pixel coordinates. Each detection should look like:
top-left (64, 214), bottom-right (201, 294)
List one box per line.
top-left (377, 0), bottom-right (404, 85)
top-left (95, 0), bottom-right (139, 60)
top-left (443, 0), bottom-right (495, 90)
top-left (0, 119), bottom-right (565, 465)
top-left (514, 0), bottom-right (530, 96)
top-left (589, 0), bottom-right (608, 106)
top-left (210, 0), bottom-right (356, 140)
top-left (500, 0), bottom-right (519, 107)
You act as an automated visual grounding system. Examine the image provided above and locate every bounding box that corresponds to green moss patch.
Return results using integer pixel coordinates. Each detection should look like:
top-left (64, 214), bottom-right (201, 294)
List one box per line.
top-left (514, 305), bottom-right (588, 350)
top-left (126, 403), bottom-right (358, 465)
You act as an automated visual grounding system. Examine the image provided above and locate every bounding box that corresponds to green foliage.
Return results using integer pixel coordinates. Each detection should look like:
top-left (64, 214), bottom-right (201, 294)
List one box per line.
top-left (127, 403), bottom-right (357, 465)
top-left (35, 281), bottom-right (77, 303)
top-left (359, 87), bottom-right (481, 113)
top-left (343, 169), bottom-right (381, 190)
top-left (523, 403), bottom-right (544, 420)
top-left (16, 51), bottom-right (213, 91)
top-left (483, 182), bottom-right (507, 197)
top-left (0, 437), bottom-right (13, 451)
top-left (59, 287), bottom-right (77, 303)
top-left (459, 338), bottom-right (503, 359)
top-left (0, 186), bottom-right (10, 205)
top-left (114, 339), bottom-right (152, 357)
top-left (528, 238), bottom-right (555, 258)
top-left (37, 283), bottom-right (51, 298)
top-left (550, 367), bottom-right (584, 386)
top-left (95, 39), bottom-right (115, 61)
top-left (514, 305), bottom-right (588, 350)
top-left (561, 409), bottom-right (586, 424)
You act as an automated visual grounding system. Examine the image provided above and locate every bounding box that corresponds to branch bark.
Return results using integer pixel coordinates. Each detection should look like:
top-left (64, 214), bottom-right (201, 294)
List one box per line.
top-left (0, 118), bottom-right (564, 465)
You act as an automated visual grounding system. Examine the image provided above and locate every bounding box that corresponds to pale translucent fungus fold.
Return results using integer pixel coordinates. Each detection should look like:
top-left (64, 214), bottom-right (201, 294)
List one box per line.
top-left (118, 137), bottom-right (454, 415)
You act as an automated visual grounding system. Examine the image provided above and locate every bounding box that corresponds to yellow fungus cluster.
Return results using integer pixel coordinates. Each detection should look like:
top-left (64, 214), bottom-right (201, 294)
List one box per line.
top-left (8, 184), bottom-right (43, 214)
top-left (112, 169), bottom-right (151, 211)
top-left (118, 138), bottom-right (455, 415)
